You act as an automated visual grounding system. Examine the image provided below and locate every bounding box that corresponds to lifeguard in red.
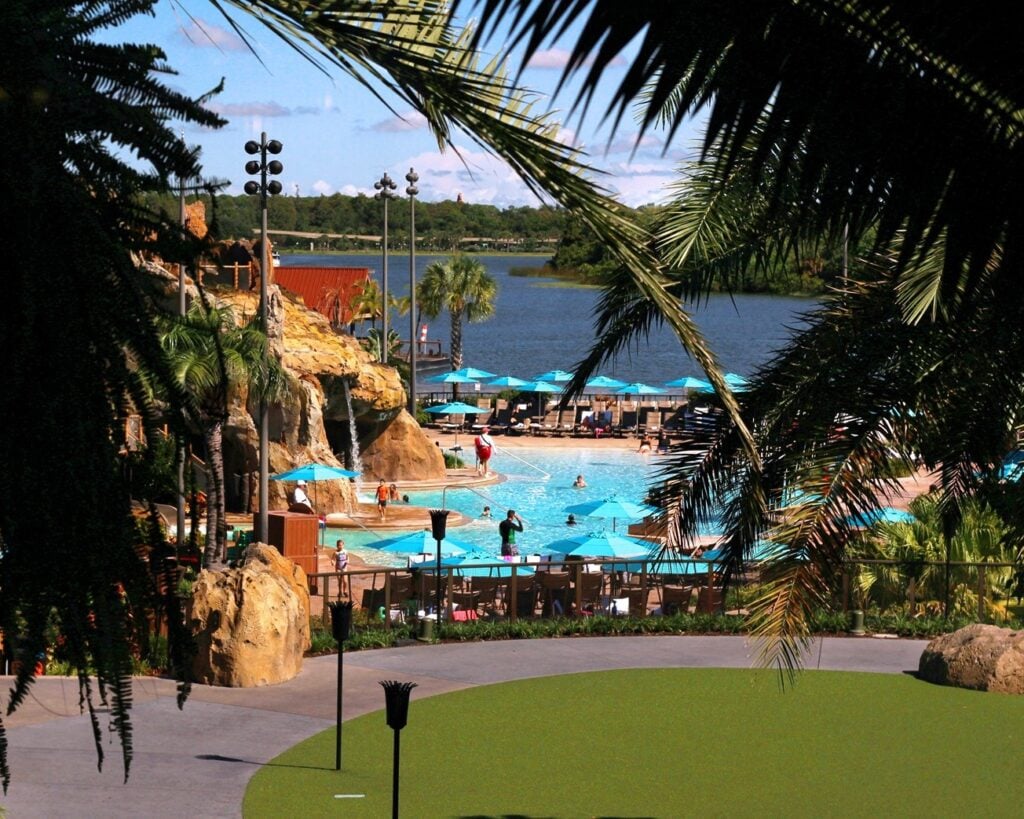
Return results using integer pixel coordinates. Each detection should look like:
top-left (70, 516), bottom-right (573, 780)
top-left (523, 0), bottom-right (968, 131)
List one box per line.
top-left (474, 427), bottom-right (494, 476)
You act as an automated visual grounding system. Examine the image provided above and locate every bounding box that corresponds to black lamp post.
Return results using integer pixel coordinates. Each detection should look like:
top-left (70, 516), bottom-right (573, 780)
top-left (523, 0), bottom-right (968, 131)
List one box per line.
top-left (176, 161), bottom-right (188, 548)
top-left (373, 172), bottom-right (398, 364)
top-left (429, 509), bottom-right (449, 625)
top-left (244, 133), bottom-right (283, 544)
top-left (328, 600), bottom-right (353, 770)
top-left (380, 680), bottom-right (417, 819)
top-left (405, 168), bottom-right (419, 416)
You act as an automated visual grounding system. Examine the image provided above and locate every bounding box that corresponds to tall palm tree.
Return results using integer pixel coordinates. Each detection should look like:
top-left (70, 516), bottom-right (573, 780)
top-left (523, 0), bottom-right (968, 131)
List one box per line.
top-left (159, 300), bottom-right (289, 567)
top-left (418, 255), bottom-right (497, 396)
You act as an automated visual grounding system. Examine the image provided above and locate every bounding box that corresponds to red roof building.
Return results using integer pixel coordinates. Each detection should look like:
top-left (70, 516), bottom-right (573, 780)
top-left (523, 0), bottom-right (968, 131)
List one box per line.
top-left (274, 266), bottom-right (372, 326)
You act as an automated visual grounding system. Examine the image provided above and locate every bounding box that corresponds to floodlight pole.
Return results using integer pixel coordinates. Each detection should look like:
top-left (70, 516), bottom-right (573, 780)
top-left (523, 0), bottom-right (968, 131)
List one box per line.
top-left (374, 172), bottom-right (397, 364)
top-left (244, 132), bottom-right (284, 544)
top-left (176, 159), bottom-right (187, 548)
top-left (406, 168), bottom-right (419, 415)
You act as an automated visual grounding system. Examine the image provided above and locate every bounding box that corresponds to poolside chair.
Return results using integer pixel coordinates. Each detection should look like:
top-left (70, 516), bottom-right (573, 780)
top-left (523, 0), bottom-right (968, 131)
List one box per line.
top-left (618, 584), bottom-right (651, 617)
top-left (361, 573), bottom-right (415, 615)
top-left (505, 573), bottom-right (538, 618)
top-left (574, 570), bottom-right (605, 615)
top-left (660, 584), bottom-right (694, 615)
top-left (695, 585), bottom-right (725, 613)
top-left (537, 572), bottom-right (572, 617)
top-left (470, 576), bottom-right (502, 617)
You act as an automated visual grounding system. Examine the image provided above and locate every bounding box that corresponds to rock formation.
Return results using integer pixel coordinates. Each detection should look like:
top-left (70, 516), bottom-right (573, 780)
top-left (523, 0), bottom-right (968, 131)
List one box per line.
top-left (918, 624), bottom-right (1024, 694)
top-left (189, 543), bottom-right (311, 687)
top-left (141, 253), bottom-right (446, 515)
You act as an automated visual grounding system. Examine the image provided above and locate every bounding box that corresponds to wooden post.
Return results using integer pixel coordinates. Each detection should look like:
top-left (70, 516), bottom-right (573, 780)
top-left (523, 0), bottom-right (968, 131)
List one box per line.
top-left (384, 572), bottom-right (392, 632)
top-left (233, 262), bottom-right (240, 289)
top-left (907, 575), bottom-right (916, 616)
top-left (841, 569), bottom-right (850, 612)
top-left (574, 563), bottom-right (583, 614)
top-left (509, 566), bottom-right (518, 622)
top-left (978, 565), bottom-right (987, 623)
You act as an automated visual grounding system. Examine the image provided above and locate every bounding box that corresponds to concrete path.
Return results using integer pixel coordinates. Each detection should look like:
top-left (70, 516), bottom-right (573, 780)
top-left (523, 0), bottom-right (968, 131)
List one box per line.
top-left (0, 636), bottom-right (928, 818)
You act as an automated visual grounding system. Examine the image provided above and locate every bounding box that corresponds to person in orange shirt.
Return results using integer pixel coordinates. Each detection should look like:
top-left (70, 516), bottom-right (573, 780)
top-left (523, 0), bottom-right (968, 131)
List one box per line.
top-left (375, 479), bottom-right (390, 521)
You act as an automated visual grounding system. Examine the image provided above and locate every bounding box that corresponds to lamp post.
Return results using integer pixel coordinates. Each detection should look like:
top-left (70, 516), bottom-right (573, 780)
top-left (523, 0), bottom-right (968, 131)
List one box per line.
top-left (176, 161), bottom-right (187, 548)
top-left (405, 168), bottom-right (419, 415)
top-left (328, 600), bottom-right (353, 770)
top-left (243, 132), bottom-right (284, 544)
top-left (380, 680), bottom-right (417, 819)
top-left (429, 509), bottom-right (449, 627)
top-left (373, 172), bottom-right (397, 364)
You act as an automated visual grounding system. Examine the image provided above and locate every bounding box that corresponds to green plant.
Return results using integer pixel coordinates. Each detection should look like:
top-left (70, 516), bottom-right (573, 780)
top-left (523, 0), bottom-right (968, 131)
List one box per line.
top-left (443, 452), bottom-right (465, 468)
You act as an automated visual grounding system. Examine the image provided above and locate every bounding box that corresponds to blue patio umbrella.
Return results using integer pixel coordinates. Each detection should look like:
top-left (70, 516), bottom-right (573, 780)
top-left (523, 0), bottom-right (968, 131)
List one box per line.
top-left (724, 372), bottom-right (749, 388)
top-left (369, 530), bottom-right (475, 557)
top-left (271, 463), bottom-right (359, 482)
top-left (427, 555), bottom-right (537, 577)
top-left (485, 374), bottom-right (528, 388)
top-left (545, 531), bottom-right (651, 559)
top-left (426, 371), bottom-right (479, 384)
top-left (843, 507), bottom-right (915, 527)
top-left (450, 366), bottom-right (496, 380)
top-left (615, 382), bottom-right (666, 396)
top-left (423, 401), bottom-right (485, 416)
top-left (517, 379), bottom-right (563, 417)
top-left (584, 375), bottom-right (628, 391)
top-left (533, 369), bottom-right (574, 382)
top-left (664, 376), bottom-right (714, 393)
top-left (564, 497), bottom-right (657, 531)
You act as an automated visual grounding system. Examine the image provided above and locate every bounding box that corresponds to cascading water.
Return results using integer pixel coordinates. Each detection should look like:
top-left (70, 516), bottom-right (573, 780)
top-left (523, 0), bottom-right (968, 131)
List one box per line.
top-left (341, 378), bottom-right (362, 477)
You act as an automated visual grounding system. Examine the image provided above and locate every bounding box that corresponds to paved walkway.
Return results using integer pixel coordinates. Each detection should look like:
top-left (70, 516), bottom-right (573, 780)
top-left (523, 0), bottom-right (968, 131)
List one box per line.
top-left (0, 636), bottom-right (928, 818)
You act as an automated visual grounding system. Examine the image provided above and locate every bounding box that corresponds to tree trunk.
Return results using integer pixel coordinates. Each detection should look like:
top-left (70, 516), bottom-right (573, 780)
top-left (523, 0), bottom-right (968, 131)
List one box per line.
top-left (450, 308), bottom-right (463, 400)
top-left (202, 420), bottom-right (228, 567)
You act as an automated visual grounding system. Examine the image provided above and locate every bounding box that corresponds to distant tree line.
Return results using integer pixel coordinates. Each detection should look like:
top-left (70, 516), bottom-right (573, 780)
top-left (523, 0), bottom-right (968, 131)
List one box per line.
top-left (139, 191), bottom-right (567, 253)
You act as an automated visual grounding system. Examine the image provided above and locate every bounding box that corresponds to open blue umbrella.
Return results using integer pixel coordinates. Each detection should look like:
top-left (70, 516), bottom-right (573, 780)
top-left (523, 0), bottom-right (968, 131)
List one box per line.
top-left (615, 382), bottom-right (666, 396)
top-left (517, 379), bottom-right (562, 417)
top-left (425, 555), bottom-right (537, 577)
top-left (584, 375), bottom-right (628, 391)
top-left (564, 497), bottom-right (657, 531)
top-left (271, 463), bottom-right (359, 482)
top-left (450, 366), bottom-right (496, 380)
top-left (423, 401), bottom-right (485, 416)
top-left (843, 507), bottom-right (915, 527)
top-left (427, 371), bottom-right (479, 384)
top-left (486, 374), bottom-right (528, 388)
top-left (545, 531), bottom-right (651, 559)
top-left (369, 530), bottom-right (476, 557)
top-left (664, 376), bottom-right (714, 392)
top-left (533, 369), bottom-right (574, 382)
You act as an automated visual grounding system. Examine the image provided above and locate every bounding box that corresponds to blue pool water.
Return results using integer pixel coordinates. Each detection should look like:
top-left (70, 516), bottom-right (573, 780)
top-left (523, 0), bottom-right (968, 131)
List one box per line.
top-left (329, 448), bottom-right (677, 566)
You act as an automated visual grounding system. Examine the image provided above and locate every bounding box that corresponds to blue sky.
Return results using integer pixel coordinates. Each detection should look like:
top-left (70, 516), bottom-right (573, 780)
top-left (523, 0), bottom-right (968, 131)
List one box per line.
top-left (112, 2), bottom-right (704, 207)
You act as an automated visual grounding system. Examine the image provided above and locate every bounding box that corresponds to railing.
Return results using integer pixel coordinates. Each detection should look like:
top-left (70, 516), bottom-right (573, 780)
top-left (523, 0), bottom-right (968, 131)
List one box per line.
top-left (306, 557), bottom-right (1024, 632)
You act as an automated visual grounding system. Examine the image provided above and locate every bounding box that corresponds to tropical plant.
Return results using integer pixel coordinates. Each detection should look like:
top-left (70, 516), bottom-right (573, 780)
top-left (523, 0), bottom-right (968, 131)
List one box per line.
top-left (850, 496), bottom-right (1013, 619)
top-left (458, 1), bottom-right (1024, 671)
top-left (417, 255), bottom-right (497, 395)
top-left (158, 299), bottom-right (289, 567)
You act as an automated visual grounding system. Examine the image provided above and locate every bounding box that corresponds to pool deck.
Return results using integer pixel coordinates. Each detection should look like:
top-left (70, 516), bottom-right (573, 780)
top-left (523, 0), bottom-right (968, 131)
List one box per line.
top-left (0, 635), bottom-right (930, 818)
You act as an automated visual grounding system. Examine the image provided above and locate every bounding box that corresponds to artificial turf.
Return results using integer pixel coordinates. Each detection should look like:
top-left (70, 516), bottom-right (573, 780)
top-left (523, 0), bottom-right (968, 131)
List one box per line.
top-left (244, 668), bottom-right (1024, 817)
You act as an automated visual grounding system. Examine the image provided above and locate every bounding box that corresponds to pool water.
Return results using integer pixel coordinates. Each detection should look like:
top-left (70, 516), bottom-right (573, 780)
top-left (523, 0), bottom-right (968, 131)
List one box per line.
top-left (329, 448), bottom-right (674, 565)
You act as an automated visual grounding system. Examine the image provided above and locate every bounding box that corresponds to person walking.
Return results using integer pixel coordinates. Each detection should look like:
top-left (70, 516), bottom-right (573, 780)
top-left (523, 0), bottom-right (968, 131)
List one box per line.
top-left (499, 509), bottom-right (524, 559)
top-left (375, 478), bottom-right (390, 522)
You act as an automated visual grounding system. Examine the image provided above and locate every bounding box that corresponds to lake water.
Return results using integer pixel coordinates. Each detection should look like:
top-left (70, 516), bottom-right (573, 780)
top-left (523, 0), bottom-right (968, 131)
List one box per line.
top-left (281, 252), bottom-right (817, 385)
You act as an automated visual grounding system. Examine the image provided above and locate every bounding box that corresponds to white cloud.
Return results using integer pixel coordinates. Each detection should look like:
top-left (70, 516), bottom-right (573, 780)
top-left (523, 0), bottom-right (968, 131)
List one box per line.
top-left (176, 18), bottom-right (248, 52)
top-left (370, 111), bottom-right (429, 133)
top-left (399, 147), bottom-right (541, 206)
top-left (527, 48), bottom-right (572, 69)
top-left (605, 132), bottom-right (664, 155)
top-left (207, 101), bottom-right (291, 118)
top-left (311, 179), bottom-right (334, 195)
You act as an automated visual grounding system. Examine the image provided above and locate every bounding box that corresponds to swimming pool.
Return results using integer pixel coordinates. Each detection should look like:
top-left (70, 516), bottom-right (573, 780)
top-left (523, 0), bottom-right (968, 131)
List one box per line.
top-left (329, 448), bottom-right (672, 565)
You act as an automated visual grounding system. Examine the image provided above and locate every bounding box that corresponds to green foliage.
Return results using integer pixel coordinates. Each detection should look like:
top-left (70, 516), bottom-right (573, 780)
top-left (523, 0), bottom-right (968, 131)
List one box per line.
top-left (125, 433), bottom-right (178, 504)
top-left (417, 254), bottom-right (497, 374)
top-left (443, 452), bottom-right (466, 468)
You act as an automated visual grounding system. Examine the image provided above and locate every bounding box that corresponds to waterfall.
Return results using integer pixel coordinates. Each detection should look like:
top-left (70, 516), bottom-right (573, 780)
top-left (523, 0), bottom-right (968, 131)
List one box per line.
top-left (342, 378), bottom-right (362, 477)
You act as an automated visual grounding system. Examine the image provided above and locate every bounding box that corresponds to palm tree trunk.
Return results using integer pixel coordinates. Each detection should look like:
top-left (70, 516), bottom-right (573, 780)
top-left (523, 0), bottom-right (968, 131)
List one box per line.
top-left (203, 420), bottom-right (228, 567)
top-left (450, 308), bottom-right (463, 400)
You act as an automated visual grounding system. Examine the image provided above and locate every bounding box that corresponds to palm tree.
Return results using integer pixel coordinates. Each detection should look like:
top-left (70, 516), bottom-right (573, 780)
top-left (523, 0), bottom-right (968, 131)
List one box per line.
top-left (417, 255), bottom-right (497, 396)
top-left (159, 300), bottom-right (288, 567)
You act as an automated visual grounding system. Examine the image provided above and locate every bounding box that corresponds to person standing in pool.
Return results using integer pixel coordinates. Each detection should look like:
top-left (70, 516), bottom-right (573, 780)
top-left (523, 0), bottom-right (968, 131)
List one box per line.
top-left (499, 509), bottom-right (524, 558)
top-left (375, 479), bottom-right (390, 521)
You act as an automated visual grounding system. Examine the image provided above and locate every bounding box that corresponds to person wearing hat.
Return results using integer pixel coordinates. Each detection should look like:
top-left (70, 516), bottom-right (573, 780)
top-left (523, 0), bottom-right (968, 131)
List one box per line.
top-left (292, 479), bottom-right (313, 513)
top-left (474, 425), bottom-right (495, 476)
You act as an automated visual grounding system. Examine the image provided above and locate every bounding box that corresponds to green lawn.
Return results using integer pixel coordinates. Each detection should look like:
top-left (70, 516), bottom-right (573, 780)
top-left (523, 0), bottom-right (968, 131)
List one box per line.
top-left (244, 668), bottom-right (1024, 817)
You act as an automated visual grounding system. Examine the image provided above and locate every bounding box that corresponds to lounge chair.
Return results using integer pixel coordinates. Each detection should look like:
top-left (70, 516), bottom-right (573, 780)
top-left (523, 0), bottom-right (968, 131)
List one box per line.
top-left (660, 584), bottom-right (694, 615)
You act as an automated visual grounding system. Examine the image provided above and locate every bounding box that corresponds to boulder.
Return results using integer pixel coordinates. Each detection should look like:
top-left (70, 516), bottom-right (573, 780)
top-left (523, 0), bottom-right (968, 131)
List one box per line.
top-left (918, 624), bottom-right (1024, 694)
top-left (360, 409), bottom-right (447, 481)
top-left (189, 543), bottom-right (311, 687)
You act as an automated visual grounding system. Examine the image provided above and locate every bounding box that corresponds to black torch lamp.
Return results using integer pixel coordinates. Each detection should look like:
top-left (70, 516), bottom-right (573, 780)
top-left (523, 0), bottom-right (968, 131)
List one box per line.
top-left (380, 680), bottom-right (418, 819)
top-left (328, 600), bottom-right (353, 770)
top-left (428, 509), bottom-right (449, 625)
